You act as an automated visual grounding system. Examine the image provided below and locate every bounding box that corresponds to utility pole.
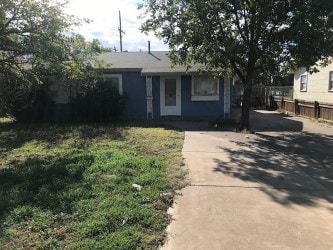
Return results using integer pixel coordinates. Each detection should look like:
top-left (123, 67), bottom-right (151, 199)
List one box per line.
top-left (118, 10), bottom-right (125, 52)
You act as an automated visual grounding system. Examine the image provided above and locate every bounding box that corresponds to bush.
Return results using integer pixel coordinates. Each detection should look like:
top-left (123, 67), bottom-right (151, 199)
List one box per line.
top-left (0, 75), bottom-right (55, 122)
top-left (17, 85), bottom-right (55, 122)
top-left (70, 79), bottom-right (124, 122)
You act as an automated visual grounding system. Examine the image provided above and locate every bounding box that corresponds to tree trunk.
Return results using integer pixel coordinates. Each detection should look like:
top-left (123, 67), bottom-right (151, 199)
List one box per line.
top-left (240, 84), bottom-right (252, 131)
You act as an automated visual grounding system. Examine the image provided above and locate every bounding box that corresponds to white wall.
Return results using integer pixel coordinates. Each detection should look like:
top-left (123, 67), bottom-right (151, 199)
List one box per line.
top-left (294, 64), bottom-right (333, 103)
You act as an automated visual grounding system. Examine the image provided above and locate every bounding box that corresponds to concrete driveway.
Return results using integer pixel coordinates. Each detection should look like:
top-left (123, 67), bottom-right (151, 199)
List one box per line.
top-left (162, 111), bottom-right (333, 250)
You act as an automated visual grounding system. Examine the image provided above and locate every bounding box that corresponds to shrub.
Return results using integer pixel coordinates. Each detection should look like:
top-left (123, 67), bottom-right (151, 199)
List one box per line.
top-left (0, 74), bottom-right (55, 122)
top-left (70, 79), bottom-right (124, 122)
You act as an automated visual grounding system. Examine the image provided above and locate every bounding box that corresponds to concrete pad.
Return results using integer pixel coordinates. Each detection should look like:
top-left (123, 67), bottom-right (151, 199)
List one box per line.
top-left (183, 131), bottom-right (328, 191)
top-left (163, 187), bottom-right (333, 250)
top-left (162, 113), bottom-right (333, 250)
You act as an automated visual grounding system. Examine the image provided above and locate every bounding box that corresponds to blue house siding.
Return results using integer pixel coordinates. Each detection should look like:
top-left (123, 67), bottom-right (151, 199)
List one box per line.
top-left (121, 72), bottom-right (147, 120)
top-left (180, 75), bottom-right (225, 118)
top-left (149, 74), bottom-right (225, 119)
top-left (119, 72), bottom-right (227, 120)
top-left (83, 52), bottom-right (234, 121)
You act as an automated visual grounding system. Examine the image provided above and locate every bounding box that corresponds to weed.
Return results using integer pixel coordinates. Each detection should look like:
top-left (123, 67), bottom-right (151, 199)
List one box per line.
top-left (0, 123), bottom-right (184, 249)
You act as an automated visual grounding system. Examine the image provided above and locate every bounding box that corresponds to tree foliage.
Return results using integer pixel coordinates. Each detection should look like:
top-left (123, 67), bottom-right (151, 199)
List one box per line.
top-left (61, 34), bottom-right (103, 81)
top-left (140, 0), bottom-right (333, 130)
top-left (0, 0), bottom-right (104, 120)
top-left (0, 0), bottom-right (76, 81)
top-left (0, 0), bottom-right (70, 118)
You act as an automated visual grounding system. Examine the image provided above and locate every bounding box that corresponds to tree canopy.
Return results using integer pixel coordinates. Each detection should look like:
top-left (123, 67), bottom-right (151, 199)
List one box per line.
top-left (140, 0), bottom-right (333, 130)
top-left (0, 0), bottom-right (103, 119)
top-left (0, 0), bottom-right (77, 82)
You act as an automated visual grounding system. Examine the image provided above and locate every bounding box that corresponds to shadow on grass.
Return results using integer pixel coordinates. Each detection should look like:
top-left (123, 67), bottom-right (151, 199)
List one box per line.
top-left (0, 151), bottom-right (96, 246)
top-left (0, 153), bottom-right (94, 217)
top-left (213, 131), bottom-right (333, 207)
top-left (0, 121), bottom-right (184, 248)
top-left (0, 121), bottom-right (180, 214)
top-left (0, 122), bottom-right (130, 218)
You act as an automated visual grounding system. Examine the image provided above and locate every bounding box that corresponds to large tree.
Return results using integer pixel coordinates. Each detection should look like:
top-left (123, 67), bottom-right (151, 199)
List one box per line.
top-left (140, 0), bottom-right (333, 130)
top-left (0, 0), bottom-right (78, 79)
top-left (0, 0), bottom-right (73, 117)
top-left (0, 0), bottom-right (102, 119)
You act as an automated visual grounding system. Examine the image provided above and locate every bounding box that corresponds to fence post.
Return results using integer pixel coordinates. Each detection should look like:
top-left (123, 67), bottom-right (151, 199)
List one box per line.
top-left (280, 97), bottom-right (284, 110)
top-left (314, 101), bottom-right (319, 119)
top-left (294, 99), bottom-right (299, 115)
top-left (269, 96), bottom-right (274, 110)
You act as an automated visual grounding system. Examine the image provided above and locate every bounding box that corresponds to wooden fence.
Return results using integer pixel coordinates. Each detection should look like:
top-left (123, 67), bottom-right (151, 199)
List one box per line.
top-left (271, 97), bottom-right (333, 122)
top-left (251, 85), bottom-right (293, 108)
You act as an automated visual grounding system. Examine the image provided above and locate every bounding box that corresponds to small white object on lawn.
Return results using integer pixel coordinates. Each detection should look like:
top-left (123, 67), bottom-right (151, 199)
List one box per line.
top-left (132, 184), bottom-right (142, 191)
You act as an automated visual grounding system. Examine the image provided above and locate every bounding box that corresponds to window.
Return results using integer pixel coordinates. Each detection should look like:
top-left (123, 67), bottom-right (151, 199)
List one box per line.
top-left (192, 76), bottom-right (219, 101)
top-left (100, 74), bottom-right (123, 94)
top-left (300, 74), bottom-right (307, 92)
top-left (329, 71), bottom-right (333, 91)
top-left (165, 79), bottom-right (177, 106)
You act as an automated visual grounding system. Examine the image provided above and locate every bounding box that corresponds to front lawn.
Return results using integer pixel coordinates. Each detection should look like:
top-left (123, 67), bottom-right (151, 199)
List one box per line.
top-left (0, 122), bottom-right (185, 249)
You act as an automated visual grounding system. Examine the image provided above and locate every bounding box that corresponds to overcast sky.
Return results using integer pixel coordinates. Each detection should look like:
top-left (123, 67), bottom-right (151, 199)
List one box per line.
top-left (66, 0), bottom-right (168, 52)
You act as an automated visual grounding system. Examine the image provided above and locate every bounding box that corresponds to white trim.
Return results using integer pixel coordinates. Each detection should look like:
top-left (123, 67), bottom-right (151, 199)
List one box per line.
top-left (191, 75), bottom-right (219, 101)
top-left (101, 73), bottom-right (123, 95)
top-left (192, 95), bottom-right (219, 101)
top-left (160, 76), bottom-right (181, 116)
top-left (146, 76), bottom-right (153, 120)
top-left (146, 76), bottom-right (153, 97)
top-left (300, 74), bottom-right (307, 92)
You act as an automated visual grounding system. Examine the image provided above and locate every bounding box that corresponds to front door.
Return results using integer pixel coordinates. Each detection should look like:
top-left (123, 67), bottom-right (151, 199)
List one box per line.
top-left (160, 76), bottom-right (181, 116)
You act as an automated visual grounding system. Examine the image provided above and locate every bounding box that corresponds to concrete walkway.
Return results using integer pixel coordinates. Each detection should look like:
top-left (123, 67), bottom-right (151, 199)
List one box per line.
top-left (162, 111), bottom-right (333, 250)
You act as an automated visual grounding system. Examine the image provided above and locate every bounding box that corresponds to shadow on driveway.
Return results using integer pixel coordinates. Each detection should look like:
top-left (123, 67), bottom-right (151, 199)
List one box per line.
top-left (162, 110), bottom-right (333, 208)
top-left (212, 125), bottom-right (333, 208)
top-left (161, 110), bottom-right (333, 249)
top-left (250, 110), bottom-right (304, 132)
top-left (160, 109), bottom-right (304, 132)
top-left (165, 110), bottom-right (332, 208)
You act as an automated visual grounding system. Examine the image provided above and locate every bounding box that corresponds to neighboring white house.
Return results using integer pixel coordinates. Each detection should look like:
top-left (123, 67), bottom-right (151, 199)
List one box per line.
top-left (294, 63), bottom-right (333, 103)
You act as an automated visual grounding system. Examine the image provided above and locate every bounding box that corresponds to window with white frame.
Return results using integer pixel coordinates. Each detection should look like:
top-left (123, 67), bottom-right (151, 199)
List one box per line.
top-left (97, 74), bottom-right (123, 95)
top-left (300, 74), bottom-right (307, 92)
top-left (329, 71), bottom-right (333, 91)
top-left (192, 76), bottom-right (219, 101)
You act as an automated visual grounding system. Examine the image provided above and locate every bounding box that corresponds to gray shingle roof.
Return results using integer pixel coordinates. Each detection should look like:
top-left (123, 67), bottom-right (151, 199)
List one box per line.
top-left (94, 51), bottom-right (201, 75)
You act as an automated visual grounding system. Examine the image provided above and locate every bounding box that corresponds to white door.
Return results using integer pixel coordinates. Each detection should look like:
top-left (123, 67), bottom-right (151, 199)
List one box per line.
top-left (160, 76), bottom-right (181, 116)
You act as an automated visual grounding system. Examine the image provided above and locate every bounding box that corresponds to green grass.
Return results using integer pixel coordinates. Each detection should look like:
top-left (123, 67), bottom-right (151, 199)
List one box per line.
top-left (0, 122), bottom-right (185, 249)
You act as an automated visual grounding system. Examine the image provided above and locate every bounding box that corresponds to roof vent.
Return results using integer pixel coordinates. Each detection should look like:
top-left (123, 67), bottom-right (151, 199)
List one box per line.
top-left (148, 40), bottom-right (151, 54)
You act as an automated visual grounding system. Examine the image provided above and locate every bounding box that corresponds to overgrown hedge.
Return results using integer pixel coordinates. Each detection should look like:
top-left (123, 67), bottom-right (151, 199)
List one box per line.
top-left (0, 77), bottom-right (124, 123)
top-left (70, 80), bottom-right (124, 122)
top-left (0, 75), bottom-right (54, 122)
